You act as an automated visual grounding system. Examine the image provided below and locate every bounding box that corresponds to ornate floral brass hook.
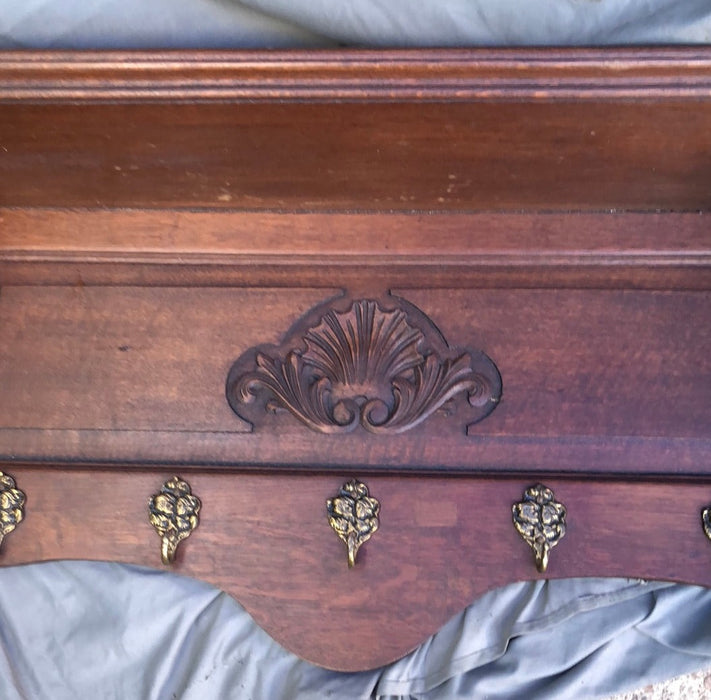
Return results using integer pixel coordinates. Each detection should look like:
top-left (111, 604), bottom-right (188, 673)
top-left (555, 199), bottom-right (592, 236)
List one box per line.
top-left (512, 484), bottom-right (566, 573)
top-left (701, 505), bottom-right (711, 545)
top-left (327, 479), bottom-right (380, 568)
top-left (148, 476), bottom-right (201, 565)
top-left (0, 471), bottom-right (25, 551)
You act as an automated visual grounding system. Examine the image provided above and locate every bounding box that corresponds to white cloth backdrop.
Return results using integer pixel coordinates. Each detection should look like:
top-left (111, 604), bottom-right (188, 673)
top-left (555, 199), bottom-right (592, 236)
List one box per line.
top-left (1, 0), bottom-right (710, 48)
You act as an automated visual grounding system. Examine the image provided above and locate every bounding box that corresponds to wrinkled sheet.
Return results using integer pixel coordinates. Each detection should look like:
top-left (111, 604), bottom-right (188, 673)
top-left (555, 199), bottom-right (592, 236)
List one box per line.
top-left (2, 2), bottom-right (711, 698)
top-left (1, 0), bottom-right (710, 48)
top-left (0, 563), bottom-right (710, 699)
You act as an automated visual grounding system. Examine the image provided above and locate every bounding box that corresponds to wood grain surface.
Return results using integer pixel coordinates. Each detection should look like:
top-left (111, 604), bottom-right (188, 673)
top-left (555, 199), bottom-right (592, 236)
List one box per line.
top-left (1, 49), bottom-right (711, 212)
top-left (3, 101), bottom-right (709, 212)
top-left (1, 48), bottom-right (710, 673)
top-left (0, 285), bottom-right (708, 474)
top-left (2, 209), bottom-right (710, 290)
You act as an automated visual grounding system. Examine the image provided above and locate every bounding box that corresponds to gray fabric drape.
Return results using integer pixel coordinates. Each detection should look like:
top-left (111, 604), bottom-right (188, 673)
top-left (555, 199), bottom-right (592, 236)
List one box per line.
top-left (1, 0), bottom-right (710, 48)
top-left (0, 562), bottom-right (710, 699)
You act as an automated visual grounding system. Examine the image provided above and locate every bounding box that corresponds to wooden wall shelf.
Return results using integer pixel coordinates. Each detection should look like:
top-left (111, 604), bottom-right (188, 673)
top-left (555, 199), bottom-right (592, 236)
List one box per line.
top-left (0, 49), bottom-right (709, 670)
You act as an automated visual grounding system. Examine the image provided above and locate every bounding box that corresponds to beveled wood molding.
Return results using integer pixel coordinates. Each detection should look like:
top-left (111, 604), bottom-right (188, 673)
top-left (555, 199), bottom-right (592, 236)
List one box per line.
top-left (1, 48), bottom-right (711, 103)
top-left (3, 210), bottom-right (709, 290)
top-left (3, 51), bottom-right (710, 211)
top-left (226, 294), bottom-right (501, 435)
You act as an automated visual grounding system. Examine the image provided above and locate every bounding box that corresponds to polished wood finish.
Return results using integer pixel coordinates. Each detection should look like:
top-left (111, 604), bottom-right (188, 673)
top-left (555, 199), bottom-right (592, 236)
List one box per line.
top-left (1, 49), bottom-right (710, 670)
top-left (2, 49), bottom-right (711, 102)
top-left (3, 101), bottom-right (710, 211)
top-left (2, 210), bottom-right (710, 290)
top-left (1, 50), bottom-right (711, 211)
top-left (0, 285), bottom-right (708, 473)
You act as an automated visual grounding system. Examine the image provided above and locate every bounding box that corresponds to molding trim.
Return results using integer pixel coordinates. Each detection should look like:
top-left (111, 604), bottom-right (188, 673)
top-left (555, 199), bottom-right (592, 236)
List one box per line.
top-left (2, 48), bottom-right (711, 103)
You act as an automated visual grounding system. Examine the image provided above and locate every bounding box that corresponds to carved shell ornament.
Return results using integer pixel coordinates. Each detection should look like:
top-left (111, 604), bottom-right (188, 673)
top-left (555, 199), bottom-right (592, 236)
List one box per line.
top-left (226, 295), bottom-right (501, 434)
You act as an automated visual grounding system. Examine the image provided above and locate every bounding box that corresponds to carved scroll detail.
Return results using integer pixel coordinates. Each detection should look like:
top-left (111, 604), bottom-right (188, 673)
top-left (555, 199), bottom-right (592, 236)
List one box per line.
top-left (226, 296), bottom-right (501, 435)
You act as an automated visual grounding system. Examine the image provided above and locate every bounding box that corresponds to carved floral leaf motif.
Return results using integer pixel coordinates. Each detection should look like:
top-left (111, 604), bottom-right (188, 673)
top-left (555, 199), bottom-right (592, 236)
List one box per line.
top-left (227, 297), bottom-right (501, 435)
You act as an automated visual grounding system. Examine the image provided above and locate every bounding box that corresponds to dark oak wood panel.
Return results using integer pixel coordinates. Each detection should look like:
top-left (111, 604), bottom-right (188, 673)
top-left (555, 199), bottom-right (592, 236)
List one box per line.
top-left (2, 468), bottom-right (711, 670)
top-left (1, 100), bottom-right (710, 211)
top-left (0, 286), bottom-right (708, 474)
